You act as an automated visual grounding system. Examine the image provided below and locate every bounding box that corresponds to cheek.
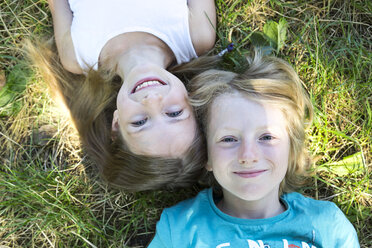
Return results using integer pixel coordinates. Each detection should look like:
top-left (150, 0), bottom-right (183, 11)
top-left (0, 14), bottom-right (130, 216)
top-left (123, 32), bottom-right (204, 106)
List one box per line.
top-left (263, 144), bottom-right (290, 169)
top-left (117, 83), bottom-right (130, 106)
top-left (168, 79), bottom-right (187, 97)
top-left (116, 94), bottom-right (129, 114)
top-left (209, 146), bottom-right (236, 170)
top-left (117, 99), bottom-right (142, 123)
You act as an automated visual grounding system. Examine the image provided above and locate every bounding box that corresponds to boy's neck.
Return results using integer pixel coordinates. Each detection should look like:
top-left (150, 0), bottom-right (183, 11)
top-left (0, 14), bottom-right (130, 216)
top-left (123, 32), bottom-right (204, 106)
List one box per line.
top-left (218, 189), bottom-right (286, 219)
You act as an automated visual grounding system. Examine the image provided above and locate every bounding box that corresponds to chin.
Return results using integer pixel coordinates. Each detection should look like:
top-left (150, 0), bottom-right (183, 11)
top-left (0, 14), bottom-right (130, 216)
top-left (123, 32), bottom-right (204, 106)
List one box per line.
top-left (229, 185), bottom-right (268, 201)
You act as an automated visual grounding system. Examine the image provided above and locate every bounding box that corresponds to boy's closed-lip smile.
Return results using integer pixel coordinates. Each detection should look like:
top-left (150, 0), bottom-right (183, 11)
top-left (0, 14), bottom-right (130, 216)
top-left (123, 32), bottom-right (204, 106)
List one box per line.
top-left (233, 169), bottom-right (268, 178)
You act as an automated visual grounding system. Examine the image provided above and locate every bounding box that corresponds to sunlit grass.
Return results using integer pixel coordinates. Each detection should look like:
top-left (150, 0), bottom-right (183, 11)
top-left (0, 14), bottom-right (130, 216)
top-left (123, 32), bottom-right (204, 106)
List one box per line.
top-left (0, 0), bottom-right (370, 247)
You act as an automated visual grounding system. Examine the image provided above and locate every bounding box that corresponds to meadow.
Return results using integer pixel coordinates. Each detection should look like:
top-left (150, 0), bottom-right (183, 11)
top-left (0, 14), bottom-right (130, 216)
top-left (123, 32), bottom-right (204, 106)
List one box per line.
top-left (0, 0), bottom-right (370, 247)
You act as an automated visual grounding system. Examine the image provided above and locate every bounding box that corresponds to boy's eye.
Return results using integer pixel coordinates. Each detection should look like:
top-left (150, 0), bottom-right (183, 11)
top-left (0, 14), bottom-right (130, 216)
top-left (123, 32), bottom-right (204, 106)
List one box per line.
top-left (166, 110), bottom-right (183, 118)
top-left (131, 118), bottom-right (148, 127)
top-left (220, 136), bottom-right (237, 143)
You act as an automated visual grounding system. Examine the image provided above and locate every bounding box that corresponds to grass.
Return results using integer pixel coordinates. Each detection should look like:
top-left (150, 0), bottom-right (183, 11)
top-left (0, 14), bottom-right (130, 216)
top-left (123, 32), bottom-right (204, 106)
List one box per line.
top-left (0, 0), bottom-right (371, 247)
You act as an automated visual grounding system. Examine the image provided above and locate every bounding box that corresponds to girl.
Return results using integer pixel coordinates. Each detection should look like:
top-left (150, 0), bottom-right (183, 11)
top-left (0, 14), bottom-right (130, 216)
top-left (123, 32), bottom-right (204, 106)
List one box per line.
top-left (148, 53), bottom-right (359, 247)
top-left (28, 0), bottom-right (217, 191)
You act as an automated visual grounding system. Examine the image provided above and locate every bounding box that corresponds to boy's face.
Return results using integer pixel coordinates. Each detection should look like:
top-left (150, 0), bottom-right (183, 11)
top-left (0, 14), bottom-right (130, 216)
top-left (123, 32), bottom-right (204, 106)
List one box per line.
top-left (207, 93), bottom-right (290, 203)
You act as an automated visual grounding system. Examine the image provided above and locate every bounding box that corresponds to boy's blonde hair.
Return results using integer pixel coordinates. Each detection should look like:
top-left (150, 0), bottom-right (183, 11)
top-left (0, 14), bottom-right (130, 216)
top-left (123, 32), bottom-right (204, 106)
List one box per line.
top-left (190, 51), bottom-right (313, 193)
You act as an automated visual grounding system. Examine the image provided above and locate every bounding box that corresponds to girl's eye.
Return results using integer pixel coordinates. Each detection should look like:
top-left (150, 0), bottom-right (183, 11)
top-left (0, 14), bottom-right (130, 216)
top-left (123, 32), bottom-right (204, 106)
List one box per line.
top-left (166, 110), bottom-right (183, 118)
top-left (131, 118), bottom-right (147, 127)
top-left (220, 137), bottom-right (237, 143)
top-left (260, 134), bottom-right (275, 141)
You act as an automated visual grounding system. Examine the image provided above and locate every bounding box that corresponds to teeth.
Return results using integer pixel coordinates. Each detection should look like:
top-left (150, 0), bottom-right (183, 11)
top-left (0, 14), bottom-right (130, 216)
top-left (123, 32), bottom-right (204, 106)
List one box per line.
top-left (135, 80), bottom-right (163, 92)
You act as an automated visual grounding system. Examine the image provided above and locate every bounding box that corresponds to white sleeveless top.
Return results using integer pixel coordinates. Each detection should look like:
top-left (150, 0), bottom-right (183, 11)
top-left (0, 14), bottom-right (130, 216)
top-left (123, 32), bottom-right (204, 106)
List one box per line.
top-left (69, 0), bottom-right (197, 70)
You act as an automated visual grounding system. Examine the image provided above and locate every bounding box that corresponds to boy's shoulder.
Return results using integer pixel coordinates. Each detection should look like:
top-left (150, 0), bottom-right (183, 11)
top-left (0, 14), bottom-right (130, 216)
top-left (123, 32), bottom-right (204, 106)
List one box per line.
top-left (159, 188), bottom-right (216, 229)
top-left (148, 189), bottom-right (214, 247)
top-left (284, 192), bottom-right (337, 206)
top-left (283, 192), bottom-right (343, 218)
top-left (163, 188), bottom-right (211, 216)
top-left (283, 192), bottom-right (359, 247)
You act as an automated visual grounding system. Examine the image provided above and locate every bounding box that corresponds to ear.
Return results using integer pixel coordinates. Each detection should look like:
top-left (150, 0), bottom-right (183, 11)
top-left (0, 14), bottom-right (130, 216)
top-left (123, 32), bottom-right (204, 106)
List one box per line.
top-left (112, 110), bottom-right (119, 131)
top-left (111, 110), bottom-right (119, 140)
top-left (205, 161), bottom-right (213, 172)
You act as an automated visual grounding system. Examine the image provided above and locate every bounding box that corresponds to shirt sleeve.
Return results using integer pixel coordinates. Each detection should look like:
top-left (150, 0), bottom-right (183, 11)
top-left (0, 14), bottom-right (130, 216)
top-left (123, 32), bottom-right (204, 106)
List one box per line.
top-left (147, 211), bottom-right (172, 248)
top-left (330, 203), bottom-right (360, 248)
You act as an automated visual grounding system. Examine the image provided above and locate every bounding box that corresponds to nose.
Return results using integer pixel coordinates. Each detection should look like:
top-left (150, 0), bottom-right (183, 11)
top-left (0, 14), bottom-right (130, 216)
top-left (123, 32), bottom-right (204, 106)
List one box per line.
top-left (135, 84), bottom-right (169, 103)
top-left (238, 140), bottom-right (259, 165)
top-left (141, 92), bottom-right (163, 105)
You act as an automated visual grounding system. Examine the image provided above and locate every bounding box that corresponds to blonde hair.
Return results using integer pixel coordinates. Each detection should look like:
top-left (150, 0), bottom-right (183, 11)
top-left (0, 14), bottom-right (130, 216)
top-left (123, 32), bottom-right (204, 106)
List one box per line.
top-left (190, 51), bottom-right (313, 193)
top-left (25, 38), bottom-right (220, 191)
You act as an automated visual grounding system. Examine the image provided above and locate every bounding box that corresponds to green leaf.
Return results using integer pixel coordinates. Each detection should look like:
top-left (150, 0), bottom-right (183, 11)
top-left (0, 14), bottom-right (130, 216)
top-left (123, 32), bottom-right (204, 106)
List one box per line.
top-left (263, 18), bottom-right (288, 53)
top-left (249, 31), bottom-right (270, 47)
top-left (318, 152), bottom-right (364, 176)
top-left (0, 63), bottom-right (31, 116)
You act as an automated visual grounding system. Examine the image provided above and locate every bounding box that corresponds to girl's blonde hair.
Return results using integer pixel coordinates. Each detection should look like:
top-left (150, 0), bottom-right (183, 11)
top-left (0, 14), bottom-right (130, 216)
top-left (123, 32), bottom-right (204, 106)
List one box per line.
top-left (190, 51), bottom-right (314, 193)
top-left (25, 38), bottom-right (220, 191)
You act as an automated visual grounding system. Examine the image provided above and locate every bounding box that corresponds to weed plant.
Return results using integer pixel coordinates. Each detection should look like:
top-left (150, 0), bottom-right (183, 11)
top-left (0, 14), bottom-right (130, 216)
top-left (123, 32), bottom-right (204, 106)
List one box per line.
top-left (0, 0), bottom-right (370, 247)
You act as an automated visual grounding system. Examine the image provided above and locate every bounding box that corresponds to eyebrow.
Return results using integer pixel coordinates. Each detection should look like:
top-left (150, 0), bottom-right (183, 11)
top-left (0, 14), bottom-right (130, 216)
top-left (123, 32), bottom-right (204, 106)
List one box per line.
top-left (216, 124), bottom-right (282, 130)
top-left (212, 125), bottom-right (285, 138)
top-left (212, 127), bottom-right (239, 140)
top-left (129, 115), bottom-right (191, 135)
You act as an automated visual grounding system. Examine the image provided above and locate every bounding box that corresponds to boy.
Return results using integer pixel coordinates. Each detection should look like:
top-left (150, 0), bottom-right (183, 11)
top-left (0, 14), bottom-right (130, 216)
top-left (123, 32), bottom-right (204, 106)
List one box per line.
top-left (148, 53), bottom-right (359, 248)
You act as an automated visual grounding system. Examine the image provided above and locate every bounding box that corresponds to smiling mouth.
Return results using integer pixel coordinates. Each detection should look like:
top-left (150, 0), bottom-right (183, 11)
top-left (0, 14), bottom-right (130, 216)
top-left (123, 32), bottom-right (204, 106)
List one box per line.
top-left (131, 78), bottom-right (167, 93)
top-left (234, 170), bottom-right (267, 178)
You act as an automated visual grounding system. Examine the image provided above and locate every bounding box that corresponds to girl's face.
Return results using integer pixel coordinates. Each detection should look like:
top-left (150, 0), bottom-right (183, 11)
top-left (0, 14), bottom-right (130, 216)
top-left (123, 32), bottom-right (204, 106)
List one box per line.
top-left (207, 93), bottom-right (290, 204)
top-left (113, 65), bottom-right (196, 158)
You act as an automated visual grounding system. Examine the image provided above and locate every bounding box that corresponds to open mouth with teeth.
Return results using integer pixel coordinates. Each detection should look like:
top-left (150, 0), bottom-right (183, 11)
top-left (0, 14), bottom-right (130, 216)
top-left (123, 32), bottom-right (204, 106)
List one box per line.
top-left (131, 78), bottom-right (167, 93)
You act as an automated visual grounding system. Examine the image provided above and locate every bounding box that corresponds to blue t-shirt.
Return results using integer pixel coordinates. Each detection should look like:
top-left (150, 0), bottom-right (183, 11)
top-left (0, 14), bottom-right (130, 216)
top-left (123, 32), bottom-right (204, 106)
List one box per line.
top-left (148, 188), bottom-right (359, 248)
